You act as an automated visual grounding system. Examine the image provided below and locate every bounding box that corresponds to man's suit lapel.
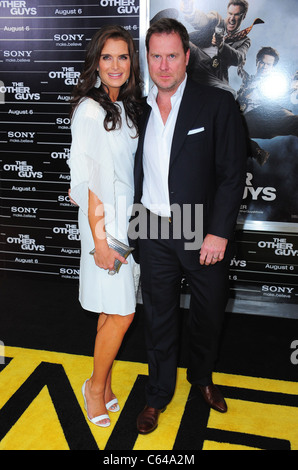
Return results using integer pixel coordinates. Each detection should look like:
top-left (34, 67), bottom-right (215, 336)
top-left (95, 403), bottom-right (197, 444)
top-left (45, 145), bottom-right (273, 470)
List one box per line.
top-left (135, 103), bottom-right (151, 202)
top-left (169, 79), bottom-right (205, 169)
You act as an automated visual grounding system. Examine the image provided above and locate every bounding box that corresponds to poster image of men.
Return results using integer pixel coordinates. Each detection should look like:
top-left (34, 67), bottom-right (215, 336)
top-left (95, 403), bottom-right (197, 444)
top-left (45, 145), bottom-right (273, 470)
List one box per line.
top-left (183, 0), bottom-right (265, 97)
top-left (238, 47), bottom-right (298, 163)
top-left (237, 47), bottom-right (298, 139)
top-left (149, 0), bottom-right (298, 224)
top-left (151, 0), bottom-right (264, 97)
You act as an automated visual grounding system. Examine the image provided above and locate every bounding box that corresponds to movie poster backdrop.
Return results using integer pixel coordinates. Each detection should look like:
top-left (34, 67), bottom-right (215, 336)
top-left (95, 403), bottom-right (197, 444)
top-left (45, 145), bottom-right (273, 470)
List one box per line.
top-left (0, 0), bottom-right (297, 308)
top-left (0, 0), bottom-right (142, 280)
top-left (148, 0), bottom-right (298, 307)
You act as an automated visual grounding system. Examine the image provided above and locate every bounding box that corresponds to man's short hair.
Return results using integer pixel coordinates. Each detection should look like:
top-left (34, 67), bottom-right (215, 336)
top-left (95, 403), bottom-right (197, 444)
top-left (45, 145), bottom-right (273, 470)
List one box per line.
top-left (146, 18), bottom-right (190, 55)
top-left (227, 0), bottom-right (249, 19)
top-left (256, 46), bottom-right (280, 66)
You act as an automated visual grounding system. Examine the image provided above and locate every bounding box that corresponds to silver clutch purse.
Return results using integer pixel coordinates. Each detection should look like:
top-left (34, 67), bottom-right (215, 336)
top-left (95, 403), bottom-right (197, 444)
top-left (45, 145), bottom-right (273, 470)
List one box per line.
top-left (90, 232), bottom-right (134, 275)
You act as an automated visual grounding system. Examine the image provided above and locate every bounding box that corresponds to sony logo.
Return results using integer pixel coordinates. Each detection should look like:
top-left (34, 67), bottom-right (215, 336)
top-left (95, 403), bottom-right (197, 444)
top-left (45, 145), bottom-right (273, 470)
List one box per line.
top-left (56, 117), bottom-right (70, 125)
top-left (11, 207), bottom-right (38, 214)
top-left (8, 131), bottom-right (35, 138)
top-left (60, 268), bottom-right (80, 275)
top-left (54, 34), bottom-right (84, 42)
top-left (262, 285), bottom-right (294, 294)
top-left (4, 50), bottom-right (32, 57)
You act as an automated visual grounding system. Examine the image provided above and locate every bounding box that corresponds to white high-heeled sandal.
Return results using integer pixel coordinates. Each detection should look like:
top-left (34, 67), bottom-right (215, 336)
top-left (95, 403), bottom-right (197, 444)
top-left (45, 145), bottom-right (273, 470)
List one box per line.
top-left (82, 380), bottom-right (110, 428)
top-left (106, 398), bottom-right (120, 413)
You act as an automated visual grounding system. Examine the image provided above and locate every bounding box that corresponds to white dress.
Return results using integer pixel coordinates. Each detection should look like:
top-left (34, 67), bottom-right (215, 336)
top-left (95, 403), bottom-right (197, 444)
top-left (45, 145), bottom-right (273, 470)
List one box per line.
top-left (68, 98), bottom-right (139, 315)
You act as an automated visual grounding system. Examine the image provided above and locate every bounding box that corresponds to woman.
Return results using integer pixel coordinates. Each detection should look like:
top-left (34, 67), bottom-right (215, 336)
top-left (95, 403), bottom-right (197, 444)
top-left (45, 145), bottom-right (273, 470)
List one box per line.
top-left (68, 26), bottom-right (142, 427)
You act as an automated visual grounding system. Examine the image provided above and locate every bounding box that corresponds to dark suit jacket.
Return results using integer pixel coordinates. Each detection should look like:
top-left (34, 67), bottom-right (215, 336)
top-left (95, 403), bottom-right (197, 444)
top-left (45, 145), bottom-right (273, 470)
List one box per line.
top-left (132, 78), bottom-right (246, 250)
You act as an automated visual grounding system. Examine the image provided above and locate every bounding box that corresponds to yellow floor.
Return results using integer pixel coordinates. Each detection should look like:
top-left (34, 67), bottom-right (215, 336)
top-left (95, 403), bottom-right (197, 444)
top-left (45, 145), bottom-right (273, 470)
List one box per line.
top-left (1, 346), bottom-right (298, 450)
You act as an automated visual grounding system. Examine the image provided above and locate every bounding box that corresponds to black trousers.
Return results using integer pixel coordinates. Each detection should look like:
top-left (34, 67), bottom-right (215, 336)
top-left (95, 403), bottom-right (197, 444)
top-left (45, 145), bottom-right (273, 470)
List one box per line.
top-left (138, 210), bottom-right (231, 409)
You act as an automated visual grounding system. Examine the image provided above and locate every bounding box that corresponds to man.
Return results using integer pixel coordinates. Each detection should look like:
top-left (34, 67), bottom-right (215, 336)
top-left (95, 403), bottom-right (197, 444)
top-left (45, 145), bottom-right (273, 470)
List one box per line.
top-left (237, 46), bottom-right (298, 140)
top-left (129, 18), bottom-right (246, 435)
top-left (181, 0), bottom-right (262, 96)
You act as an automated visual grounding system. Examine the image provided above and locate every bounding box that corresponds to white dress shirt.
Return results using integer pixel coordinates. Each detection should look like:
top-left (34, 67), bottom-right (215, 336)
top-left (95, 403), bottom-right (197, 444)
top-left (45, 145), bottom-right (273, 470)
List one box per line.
top-left (141, 75), bottom-right (187, 217)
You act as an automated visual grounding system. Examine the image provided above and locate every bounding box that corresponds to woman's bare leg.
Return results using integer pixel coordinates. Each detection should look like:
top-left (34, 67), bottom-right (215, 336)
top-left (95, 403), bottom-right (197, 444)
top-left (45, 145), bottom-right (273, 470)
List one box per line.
top-left (84, 312), bottom-right (134, 423)
top-left (96, 314), bottom-right (117, 407)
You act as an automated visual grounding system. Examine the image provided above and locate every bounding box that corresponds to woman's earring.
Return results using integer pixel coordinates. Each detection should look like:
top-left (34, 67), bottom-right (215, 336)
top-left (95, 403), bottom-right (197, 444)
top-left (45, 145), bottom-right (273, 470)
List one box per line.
top-left (94, 74), bottom-right (101, 89)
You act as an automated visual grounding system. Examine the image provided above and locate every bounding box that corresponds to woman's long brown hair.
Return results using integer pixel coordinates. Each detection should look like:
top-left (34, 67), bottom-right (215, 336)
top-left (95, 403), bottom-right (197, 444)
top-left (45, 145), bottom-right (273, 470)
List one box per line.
top-left (70, 25), bottom-right (143, 135)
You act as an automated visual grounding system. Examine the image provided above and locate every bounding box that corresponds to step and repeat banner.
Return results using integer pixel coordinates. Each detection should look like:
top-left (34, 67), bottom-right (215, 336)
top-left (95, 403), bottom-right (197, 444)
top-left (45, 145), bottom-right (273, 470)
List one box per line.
top-left (0, 0), bottom-right (297, 309)
top-left (0, 0), bottom-right (142, 280)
